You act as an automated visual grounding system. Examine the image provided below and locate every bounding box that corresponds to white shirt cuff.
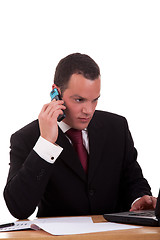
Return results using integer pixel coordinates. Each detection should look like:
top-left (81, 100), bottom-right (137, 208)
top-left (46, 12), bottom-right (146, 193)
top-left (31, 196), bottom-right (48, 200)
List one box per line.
top-left (131, 197), bottom-right (141, 207)
top-left (34, 136), bottom-right (63, 164)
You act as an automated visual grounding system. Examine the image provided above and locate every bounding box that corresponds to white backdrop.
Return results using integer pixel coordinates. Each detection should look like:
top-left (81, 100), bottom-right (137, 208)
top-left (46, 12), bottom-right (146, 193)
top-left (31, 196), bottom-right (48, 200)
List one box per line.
top-left (0, 0), bottom-right (159, 222)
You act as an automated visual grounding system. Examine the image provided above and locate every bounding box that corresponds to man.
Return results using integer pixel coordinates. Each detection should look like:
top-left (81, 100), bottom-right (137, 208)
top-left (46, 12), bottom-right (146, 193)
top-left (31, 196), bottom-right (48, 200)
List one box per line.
top-left (4, 53), bottom-right (156, 220)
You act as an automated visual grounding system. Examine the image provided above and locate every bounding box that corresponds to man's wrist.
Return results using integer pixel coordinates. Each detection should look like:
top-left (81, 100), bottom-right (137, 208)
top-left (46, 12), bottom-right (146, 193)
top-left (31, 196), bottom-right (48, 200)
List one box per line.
top-left (34, 136), bottom-right (63, 163)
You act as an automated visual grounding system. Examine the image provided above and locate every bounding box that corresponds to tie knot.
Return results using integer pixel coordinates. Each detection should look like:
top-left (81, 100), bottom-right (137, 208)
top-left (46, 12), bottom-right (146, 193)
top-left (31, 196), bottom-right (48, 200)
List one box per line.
top-left (66, 128), bottom-right (83, 145)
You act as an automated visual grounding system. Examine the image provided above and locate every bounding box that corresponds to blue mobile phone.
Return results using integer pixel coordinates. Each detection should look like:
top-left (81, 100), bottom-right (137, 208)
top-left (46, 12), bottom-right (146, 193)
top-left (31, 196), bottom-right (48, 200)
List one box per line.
top-left (50, 88), bottom-right (66, 122)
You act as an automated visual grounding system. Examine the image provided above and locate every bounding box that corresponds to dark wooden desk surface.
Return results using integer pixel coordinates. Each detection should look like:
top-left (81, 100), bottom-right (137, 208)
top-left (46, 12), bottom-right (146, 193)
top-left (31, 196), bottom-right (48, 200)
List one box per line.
top-left (0, 215), bottom-right (159, 240)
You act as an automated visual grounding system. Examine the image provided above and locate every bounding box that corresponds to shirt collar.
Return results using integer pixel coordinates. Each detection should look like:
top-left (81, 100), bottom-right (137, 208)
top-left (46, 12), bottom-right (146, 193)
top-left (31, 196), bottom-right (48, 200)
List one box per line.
top-left (58, 121), bottom-right (71, 133)
top-left (58, 121), bottom-right (87, 133)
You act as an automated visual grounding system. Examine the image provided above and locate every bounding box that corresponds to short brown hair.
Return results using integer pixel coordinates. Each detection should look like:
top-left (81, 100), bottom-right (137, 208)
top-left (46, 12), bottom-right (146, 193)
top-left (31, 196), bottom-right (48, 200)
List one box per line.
top-left (54, 53), bottom-right (100, 94)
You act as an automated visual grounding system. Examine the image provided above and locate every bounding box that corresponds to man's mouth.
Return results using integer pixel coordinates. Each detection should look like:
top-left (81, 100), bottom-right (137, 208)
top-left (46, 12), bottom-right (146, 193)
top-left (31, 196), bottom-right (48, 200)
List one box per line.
top-left (78, 117), bottom-right (91, 122)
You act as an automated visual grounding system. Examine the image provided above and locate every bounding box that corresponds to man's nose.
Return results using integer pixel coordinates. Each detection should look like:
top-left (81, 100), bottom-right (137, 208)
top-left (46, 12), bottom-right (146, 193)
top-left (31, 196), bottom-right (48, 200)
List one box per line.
top-left (82, 103), bottom-right (93, 115)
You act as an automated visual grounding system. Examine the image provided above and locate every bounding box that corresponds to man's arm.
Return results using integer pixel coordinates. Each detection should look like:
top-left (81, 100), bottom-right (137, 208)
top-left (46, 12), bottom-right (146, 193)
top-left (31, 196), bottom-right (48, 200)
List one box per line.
top-left (119, 117), bottom-right (153, 210)
top-left (4, 134), bottom-right (54, 219)
top-left (4, 100), bottom-right (66, 219)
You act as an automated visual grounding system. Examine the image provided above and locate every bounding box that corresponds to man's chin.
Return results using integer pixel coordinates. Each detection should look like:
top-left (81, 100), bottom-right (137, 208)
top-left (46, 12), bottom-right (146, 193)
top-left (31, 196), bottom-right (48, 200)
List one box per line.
top-left (63, 117), bottom-right (91, 130)
top-left (74, 118), bottom-right (91, 129)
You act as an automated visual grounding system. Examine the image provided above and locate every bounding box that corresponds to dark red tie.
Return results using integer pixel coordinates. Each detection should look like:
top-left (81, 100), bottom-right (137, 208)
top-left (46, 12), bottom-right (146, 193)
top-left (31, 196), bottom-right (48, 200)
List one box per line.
top-left (66, 128), bottom-right (88, 173)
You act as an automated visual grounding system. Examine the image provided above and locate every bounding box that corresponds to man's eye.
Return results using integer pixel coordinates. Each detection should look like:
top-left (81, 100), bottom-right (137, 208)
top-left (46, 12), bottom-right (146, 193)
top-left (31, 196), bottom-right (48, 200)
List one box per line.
top-left (75, 98), bottom-right (84, 102)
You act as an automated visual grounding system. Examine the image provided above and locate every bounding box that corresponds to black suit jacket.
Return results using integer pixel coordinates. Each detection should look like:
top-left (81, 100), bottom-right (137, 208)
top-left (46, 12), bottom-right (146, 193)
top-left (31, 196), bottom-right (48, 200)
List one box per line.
top-left (4, 110), bottom-right (151, 219)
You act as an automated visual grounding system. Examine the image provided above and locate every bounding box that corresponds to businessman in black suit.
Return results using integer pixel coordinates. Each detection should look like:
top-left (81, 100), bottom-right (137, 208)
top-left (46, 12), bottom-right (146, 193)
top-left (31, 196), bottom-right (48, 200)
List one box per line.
top-left (4, 53), bottom-right (156, 219)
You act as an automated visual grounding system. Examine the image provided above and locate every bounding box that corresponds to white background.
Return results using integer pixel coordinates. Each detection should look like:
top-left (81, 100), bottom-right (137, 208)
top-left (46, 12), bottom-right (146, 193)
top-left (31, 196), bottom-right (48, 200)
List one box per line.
top-left (0, 0), bottom-right (159, 222)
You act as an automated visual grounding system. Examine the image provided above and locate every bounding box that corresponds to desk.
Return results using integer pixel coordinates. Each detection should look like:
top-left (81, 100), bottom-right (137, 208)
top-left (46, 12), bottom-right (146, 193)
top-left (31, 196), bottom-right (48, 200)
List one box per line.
top-left (0, 215), bottom-right (160, 240)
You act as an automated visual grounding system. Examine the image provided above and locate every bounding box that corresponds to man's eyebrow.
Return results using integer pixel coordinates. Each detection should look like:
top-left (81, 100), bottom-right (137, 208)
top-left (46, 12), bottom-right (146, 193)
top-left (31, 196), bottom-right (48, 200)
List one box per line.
top-left (70, 95), bottom-right (101, 100)
top-left (70, 95), bottom-right (86, 99)
top-left (92, 95), bottom-right (100, 102)
top-left (95, 95), bottom-right (101, 100)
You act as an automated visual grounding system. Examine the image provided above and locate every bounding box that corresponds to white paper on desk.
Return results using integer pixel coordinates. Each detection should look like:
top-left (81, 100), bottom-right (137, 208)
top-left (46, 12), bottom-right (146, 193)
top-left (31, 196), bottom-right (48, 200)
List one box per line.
top-left (31, 217), bottom-right (141, 235)
top-left (31, 217), bottom-right (93, 231)
top-left (33, 216), bottom-right (93, 224)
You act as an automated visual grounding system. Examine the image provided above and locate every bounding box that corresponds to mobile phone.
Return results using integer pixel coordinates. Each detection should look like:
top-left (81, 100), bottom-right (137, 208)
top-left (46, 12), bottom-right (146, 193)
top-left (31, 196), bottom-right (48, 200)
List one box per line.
top-left (50, 88), bottom-right (66, 122)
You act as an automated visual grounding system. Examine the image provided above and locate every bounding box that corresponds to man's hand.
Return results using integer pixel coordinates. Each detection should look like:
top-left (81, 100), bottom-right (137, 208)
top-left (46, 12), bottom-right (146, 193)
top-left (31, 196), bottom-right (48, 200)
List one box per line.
top-left (130, 195), bottom-right (157, 212)
top-left (38, 99), bottom-right (66, 144)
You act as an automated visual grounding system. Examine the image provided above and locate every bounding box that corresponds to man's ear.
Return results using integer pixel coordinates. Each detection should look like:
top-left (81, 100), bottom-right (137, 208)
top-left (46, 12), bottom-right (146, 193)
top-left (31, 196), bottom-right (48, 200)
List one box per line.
top-left (52, 84), bottom-right (61, 95)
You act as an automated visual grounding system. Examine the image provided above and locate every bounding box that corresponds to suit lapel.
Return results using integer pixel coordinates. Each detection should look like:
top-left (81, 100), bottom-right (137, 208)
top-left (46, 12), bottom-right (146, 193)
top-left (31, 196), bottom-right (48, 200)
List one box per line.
top-left (56, 128), bottom-right (87, 182)
top-left (87, 113), bottom-right (107, 183)
top-left (55, 111), bottom-right (108, 183)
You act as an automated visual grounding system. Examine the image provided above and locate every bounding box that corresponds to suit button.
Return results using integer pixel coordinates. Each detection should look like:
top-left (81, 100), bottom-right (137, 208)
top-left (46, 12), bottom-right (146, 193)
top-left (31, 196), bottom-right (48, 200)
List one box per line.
top-left (89, 189), bottom-right (94, 196)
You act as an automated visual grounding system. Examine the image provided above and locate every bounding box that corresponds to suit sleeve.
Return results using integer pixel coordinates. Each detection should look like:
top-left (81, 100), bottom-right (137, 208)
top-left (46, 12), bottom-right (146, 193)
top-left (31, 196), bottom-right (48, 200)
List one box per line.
top-left (3, 131), bottom-right (54, 219)
top-left (119, 118), bottom-right (152, 210)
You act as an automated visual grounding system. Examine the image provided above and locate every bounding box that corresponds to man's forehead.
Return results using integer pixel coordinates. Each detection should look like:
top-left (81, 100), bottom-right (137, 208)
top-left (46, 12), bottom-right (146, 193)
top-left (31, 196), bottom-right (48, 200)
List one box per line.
top-left (68, 73), bottom-right (101, 84)
top-left (70, 77), bottom-right (99, 87)
top-left (63, 74), bottom-right (101, 97)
